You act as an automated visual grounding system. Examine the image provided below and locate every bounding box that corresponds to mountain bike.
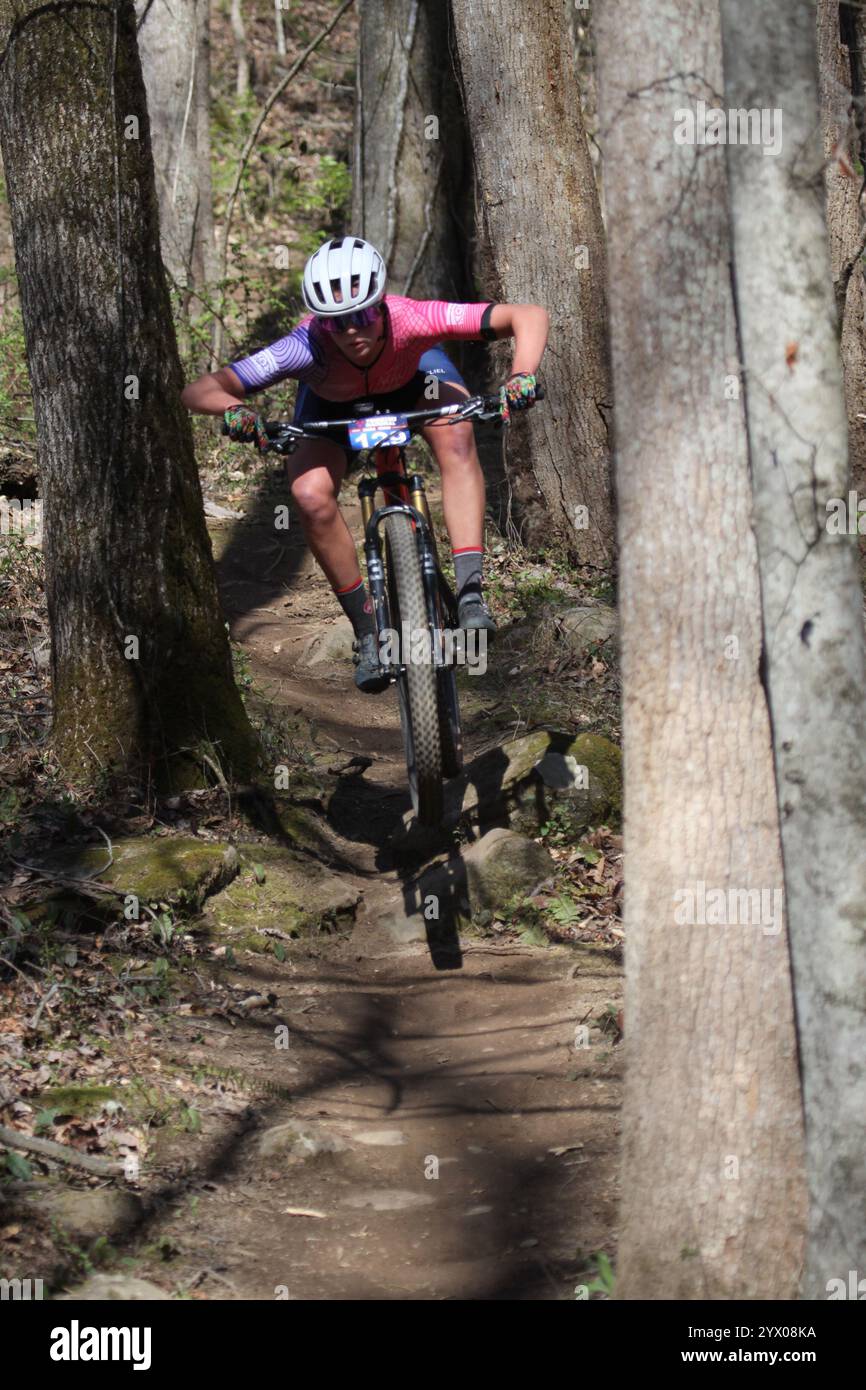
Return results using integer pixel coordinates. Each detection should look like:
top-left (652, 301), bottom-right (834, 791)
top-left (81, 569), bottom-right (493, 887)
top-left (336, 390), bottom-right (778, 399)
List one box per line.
top-left (227, 392), bottom-right (537, 827)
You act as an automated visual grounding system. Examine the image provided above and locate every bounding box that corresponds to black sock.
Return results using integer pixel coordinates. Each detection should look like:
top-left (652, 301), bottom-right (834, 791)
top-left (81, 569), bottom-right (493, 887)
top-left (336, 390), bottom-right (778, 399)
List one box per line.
top-left (453, 546), bottom-right (484, 604)
top-left (335, 577), bottom-right (377, 637)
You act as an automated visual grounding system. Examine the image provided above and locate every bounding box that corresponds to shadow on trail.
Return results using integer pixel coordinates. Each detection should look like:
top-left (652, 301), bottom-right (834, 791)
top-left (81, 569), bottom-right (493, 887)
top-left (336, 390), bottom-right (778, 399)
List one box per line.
top-left (61, 950), bottom-right (618, 1300)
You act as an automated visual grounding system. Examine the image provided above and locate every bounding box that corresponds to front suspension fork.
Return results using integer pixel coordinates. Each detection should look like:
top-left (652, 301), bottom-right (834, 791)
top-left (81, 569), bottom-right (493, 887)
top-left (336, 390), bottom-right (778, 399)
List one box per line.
top-left (360, 472), bottom-right (456, 669)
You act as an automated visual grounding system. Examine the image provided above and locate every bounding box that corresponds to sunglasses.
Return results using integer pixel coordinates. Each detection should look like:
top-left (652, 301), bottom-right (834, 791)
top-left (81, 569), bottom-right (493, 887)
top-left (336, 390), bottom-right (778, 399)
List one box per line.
top-left (317, 306), bottom-right (381, 333)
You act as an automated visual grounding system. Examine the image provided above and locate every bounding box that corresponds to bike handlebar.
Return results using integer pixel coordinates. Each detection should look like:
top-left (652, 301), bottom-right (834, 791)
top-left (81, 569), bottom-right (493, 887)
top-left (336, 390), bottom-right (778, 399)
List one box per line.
top-left (220, 384), bottom-right (545, 450)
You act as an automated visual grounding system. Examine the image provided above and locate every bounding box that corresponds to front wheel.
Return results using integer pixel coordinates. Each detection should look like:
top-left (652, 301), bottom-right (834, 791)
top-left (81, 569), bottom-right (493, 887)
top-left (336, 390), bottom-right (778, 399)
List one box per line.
top-left (384, 513), bottom-right (443, 826)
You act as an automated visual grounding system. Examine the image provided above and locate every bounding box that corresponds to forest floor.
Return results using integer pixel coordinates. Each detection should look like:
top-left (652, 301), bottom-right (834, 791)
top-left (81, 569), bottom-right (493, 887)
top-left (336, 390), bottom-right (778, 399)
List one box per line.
top-left (0, 444), bottom-right (624, 1300)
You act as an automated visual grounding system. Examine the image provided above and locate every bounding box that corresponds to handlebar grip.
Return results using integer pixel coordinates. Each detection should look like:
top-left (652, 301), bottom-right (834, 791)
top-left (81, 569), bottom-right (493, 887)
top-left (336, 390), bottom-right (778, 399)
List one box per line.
top-left (535, 382), bottom-right (545, 401)
top-left (221, 421), bottom-right (229, 436)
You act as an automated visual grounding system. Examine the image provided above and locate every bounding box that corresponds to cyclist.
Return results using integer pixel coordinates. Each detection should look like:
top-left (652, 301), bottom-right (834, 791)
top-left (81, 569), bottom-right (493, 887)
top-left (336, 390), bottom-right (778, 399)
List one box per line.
top-left (181, 235), bottom-right (549, 693)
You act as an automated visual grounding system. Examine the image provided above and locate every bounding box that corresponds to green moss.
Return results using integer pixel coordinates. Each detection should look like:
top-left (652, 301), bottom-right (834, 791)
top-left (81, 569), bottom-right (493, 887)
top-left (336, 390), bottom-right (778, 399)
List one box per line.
top-left (232, 930), bottom-right (273, 954)
top-left (21, 837), bottom-right (239, 927)
top-left (567, 733), bottom-right (623, 823)
top-left (204, 843), bottom-right (359, 942)
top-left (39, 1086), bottom-right (121, 1118)
top-left (272, 798), bottom-right (337, 856)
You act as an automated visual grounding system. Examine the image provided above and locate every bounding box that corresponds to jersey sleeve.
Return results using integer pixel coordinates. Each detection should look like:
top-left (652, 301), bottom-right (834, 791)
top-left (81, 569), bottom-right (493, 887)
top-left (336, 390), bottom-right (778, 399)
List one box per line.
top-left (412, 299), bottom-right (495, 341)
top-left (228, 322), bottom-right (322, 393)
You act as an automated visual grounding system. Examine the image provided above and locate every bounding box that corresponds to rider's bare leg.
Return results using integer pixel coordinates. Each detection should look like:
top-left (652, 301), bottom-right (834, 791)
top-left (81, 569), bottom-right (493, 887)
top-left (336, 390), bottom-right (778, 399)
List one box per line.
top-left (420, 379), bottom-right (495, 634)
top-left (286, 437), bottom-right (359, 591)
top-left (287, 438), bottom-right (386, 690)
top-left (420, 380), bottom-right (484, 551)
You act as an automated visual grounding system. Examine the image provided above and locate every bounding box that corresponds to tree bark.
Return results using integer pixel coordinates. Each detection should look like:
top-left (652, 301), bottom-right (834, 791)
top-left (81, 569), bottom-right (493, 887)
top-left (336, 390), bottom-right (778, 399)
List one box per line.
top-left (595, 0), bottom-right (806, 1298)
top-left (135, 0), bottom-right (217, 325)
top-left (351, 0), bottom-right (472, 301)
top-left (451, 0), bottom-right (613, 568)
top-left (721, 0), bottom-right (866, 1300)
top-left (816, 0), bottom-right (866, 549)
top-left (0, 0), bottom-right (259, 793)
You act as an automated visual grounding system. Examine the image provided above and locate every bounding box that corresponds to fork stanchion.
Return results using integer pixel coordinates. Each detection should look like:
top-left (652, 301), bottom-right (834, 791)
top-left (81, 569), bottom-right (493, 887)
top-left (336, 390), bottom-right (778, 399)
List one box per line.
top-left (409, 476), bottom-right (431, 527)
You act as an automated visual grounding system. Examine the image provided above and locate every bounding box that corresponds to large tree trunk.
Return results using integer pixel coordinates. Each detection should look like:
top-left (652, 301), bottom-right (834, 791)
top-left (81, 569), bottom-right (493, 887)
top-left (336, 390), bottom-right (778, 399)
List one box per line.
top-left (817, 1), bottom-right (866, 553)
top-left (352, 0), bottom-right (472, 301)
top-left (135, 0), bottom-right (217, 334)
top-left (595, 0), bottom-right (806, 1298)
top-left (0, 0), bottom-right (259, 792)
top-left (721, 0), bottom-right (866, 1299)
top-left (451, 0), bottom-right (613, 568)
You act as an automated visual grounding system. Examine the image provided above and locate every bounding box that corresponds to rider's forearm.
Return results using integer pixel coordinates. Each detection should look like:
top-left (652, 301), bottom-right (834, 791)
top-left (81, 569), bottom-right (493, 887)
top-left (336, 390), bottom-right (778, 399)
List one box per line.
top-left (509, 305), bottom-right (549, 375)
top-left (180, 368), bottom-right (247, 415)
top-left (487, 303), bottom-right (549, 376)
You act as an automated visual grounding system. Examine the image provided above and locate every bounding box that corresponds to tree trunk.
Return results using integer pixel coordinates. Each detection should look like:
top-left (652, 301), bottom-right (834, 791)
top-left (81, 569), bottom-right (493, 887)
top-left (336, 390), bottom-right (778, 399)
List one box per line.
top-left (351, 0), bottom-right (472, 300)
top-left (817, 0), bottom-right (866, 554)
top-left (595, 0), bottom-right (806, 1298)
top-left (230, 0), bottom-right (250, 98)
top-left (135, 0), bottom-right (217, 329)
top-left (721, 0), bottom-right (866, 1299)
top-left (0, 0), bottom-right (259, 793)
top-left (451, 0), bottom-right (613, 568)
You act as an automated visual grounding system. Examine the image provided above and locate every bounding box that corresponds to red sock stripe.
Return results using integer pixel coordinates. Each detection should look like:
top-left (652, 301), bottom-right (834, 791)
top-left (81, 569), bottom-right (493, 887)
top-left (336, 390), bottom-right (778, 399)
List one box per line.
top-left (335, 576), bottom-right (364, 595)
top-left (452, 546), bottom-right (484, 556)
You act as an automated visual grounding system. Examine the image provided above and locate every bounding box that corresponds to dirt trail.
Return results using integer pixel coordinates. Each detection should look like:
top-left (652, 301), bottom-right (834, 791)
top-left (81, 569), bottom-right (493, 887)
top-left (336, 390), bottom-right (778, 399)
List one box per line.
top-left (133, 488), bottom-right (622, 1300)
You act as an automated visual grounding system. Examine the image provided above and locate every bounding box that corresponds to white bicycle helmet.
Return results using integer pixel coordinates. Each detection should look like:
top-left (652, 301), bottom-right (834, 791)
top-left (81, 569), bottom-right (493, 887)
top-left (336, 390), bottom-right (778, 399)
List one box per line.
top-left (301, 236), bottom-right (386, 317)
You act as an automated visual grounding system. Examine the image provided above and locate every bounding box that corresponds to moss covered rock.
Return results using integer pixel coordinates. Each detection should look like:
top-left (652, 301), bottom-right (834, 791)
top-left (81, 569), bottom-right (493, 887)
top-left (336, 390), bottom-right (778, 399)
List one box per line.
top-left (463, 828), bottom-right (555, 916)
top-left (38, 1084), bottom-right (122, 1118)
top-left (387, 829), bottom-right (554, 941)
top-left (554, 604), bottom-right (618, 650)
top-left (440, 729), bottom-right (622, 837)
top-left (21, 837), bottom-right (239, 928)
top-left (203, 843), bottom-right (360, 951)
top-left (273, 799), bottom-right (339, 857)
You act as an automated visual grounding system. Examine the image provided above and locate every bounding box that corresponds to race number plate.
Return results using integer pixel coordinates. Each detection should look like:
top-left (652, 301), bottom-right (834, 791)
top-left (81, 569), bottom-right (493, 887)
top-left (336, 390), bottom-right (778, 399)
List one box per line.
top-left (348, 414), bottom-right (410, 450)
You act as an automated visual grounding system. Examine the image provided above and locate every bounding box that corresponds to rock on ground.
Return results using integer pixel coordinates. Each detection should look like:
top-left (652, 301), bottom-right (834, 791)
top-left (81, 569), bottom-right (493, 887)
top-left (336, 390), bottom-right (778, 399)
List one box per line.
top-left (552, 603), bottom-right (618, 650)
top-left (204, 844), bottom-right (360, 950)
top-left (463, 828), bottom-right (554, 914)
top-left (438, 729), bottom-right (622, 837)
top-left (32, 1188), bottom-right (143, 1243)
top-left (20, 838), bottom-right (239, 929)
top-left (257, 1118), bottom-right (348, 1162)
top-left (384, 828), bottom-right (554, 941)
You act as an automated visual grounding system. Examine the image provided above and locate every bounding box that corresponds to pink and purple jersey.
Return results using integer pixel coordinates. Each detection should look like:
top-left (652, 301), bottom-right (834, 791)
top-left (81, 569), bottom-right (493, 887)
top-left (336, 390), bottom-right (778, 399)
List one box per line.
top-left (228, 296), bottom-right (493, 401)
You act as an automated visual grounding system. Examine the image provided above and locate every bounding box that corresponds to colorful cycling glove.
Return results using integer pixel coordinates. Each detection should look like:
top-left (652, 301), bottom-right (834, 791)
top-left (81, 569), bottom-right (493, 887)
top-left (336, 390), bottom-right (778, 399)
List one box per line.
top-left (223, 405), bottom-right (270, 453)
top-left (499, 373), bottom-right (538, 423)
